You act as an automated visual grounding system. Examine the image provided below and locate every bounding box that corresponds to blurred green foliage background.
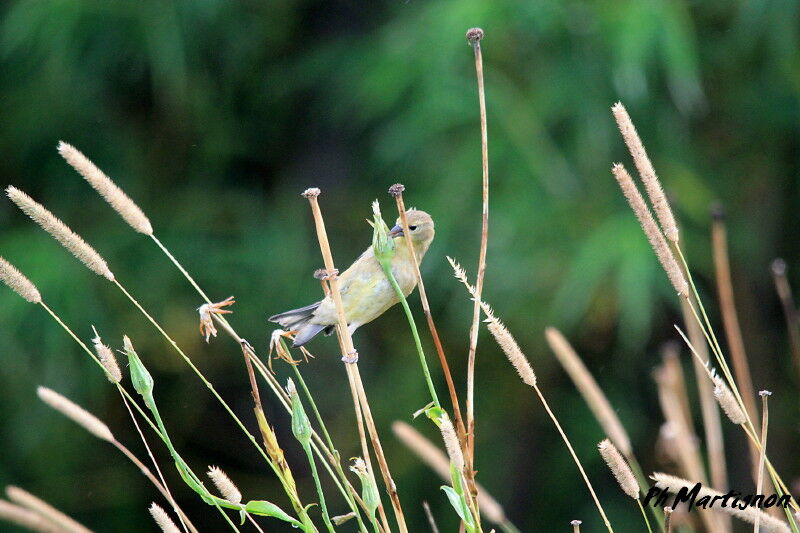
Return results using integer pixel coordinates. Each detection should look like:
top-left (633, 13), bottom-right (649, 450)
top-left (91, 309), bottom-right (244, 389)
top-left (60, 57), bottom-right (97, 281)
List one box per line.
top-left (1, 0), bottom-right (799, 531)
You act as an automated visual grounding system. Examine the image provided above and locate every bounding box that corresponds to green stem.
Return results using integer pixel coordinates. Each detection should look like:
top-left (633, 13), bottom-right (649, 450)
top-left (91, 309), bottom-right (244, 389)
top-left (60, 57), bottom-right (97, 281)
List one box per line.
top-left (303, 443), bottom-right (335, 533)
top-left (291, 363), bottom-right (369, 533)
top-left (499, 521), bottom-right (522, 533)
top-left (637, 499), bottom-right (653, 533)
top-left (378, 261), bottom-right (440, 408)
top-left (628, 456), bottom-right (665, 532)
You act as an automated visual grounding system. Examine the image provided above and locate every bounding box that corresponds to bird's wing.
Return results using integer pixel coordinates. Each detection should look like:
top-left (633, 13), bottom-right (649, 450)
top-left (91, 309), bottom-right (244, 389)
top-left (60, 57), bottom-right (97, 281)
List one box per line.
top-left (338, 247), bottom-right (376, 296)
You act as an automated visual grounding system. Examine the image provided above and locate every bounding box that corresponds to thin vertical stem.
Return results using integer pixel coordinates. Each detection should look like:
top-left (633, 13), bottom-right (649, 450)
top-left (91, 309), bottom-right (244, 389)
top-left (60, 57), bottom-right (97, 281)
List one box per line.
top-left (710, 209), bottom-right (758, 429)
top-left (466, 26), bottom-right (490, 494)
top-left (754, 391), bottom-right (770, 533)
top-left (637, 500), bottom-right (653, 533)
top-left (771, 259), bottom-right (800, 381)
top-left (532, 385), bottom-right (613, 532)
top-left (118, 390), bottom-right (196, 533)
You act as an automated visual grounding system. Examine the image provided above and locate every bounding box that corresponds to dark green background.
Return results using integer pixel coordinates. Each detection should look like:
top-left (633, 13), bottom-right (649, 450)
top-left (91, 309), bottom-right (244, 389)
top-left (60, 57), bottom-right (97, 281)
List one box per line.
top-left (1, 1), bottom-right (798, 531)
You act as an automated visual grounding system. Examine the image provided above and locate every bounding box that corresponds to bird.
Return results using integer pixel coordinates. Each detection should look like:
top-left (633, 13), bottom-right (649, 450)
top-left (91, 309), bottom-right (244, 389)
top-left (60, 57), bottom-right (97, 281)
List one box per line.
top-left (270, 209), bottom-right (435, 346)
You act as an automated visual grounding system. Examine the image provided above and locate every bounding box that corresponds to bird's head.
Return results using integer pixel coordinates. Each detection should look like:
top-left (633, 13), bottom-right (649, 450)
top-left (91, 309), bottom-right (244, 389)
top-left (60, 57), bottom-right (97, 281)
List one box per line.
top-left (389, 209), bottom-right (435, 247)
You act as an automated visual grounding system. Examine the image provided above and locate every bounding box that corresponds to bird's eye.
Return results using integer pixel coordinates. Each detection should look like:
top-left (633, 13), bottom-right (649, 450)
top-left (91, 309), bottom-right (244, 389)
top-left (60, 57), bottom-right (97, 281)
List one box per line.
top-left (409, 225), bottom-right (417, 231)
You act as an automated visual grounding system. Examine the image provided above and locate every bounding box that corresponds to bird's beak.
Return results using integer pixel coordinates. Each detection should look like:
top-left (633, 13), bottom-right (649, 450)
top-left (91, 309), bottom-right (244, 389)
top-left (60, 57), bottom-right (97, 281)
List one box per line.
top-left (389, 224), bottom-right (404, 238)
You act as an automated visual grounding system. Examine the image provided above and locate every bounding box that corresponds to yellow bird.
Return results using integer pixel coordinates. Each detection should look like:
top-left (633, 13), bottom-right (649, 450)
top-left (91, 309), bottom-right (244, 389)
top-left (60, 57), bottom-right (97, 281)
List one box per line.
top-left (270, 209), bottom-right (435, 346)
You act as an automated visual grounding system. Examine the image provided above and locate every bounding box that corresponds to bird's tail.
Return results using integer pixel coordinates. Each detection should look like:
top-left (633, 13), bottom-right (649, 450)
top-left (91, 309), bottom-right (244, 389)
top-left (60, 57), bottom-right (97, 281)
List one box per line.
top-left (269, 302), bottom-right (331, 346)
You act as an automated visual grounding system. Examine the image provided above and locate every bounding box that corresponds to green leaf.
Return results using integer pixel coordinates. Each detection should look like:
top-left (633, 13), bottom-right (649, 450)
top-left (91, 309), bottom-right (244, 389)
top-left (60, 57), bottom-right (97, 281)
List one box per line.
top-left (245, 500), bottom-right (302, 526)
top-left (441, 486), bottom-right (469, 524)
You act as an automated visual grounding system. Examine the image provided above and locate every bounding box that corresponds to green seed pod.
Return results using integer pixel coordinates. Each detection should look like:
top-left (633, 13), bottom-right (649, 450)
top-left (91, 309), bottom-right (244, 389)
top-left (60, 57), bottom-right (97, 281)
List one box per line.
top-left (350, 458), bottom-right (380, 519)
top-left (371, 200), bottom-right (395, 265)
top-left (286, 379), bottom-right (311, 445)
top-left (124, 335), bottom-right (154, 399)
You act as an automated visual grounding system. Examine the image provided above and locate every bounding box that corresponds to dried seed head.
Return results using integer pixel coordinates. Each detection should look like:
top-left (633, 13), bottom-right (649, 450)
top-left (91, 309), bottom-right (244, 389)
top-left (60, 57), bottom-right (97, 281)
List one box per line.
top-left (6, 186), bottom-right (114, 280)
top-left (6, 486), bottom-right (92, 533)
top-left (713, 377), bottom-right (747, 425)
top-left (149, 503), bottom-right (182, 533)
top-left (771, 258), bottom-right (787, 276)
top-left (37, 386), bottom-right (113, 442)
top-left (546, 327), bottom-right (632, 456)
top-left (332, 512), bottom-right (357, 526)
top-left (207, 466), bottom-right (242, 504)
top-left (286, 378), bottom-right (298, 397)
top-left (466, 27), bottom-right (484, 43)
top-left (597, 439), bottom-right (640, 499)
top-left (0, 257), bottom-right (41, 304)
top-left (388, 183), bottom-right (405, 197)
top-left (759, 390), bottom-right (772, 397)
top-left (91, 329), bottom-right (121, 383)
top-left (612, 102), bottom-right (680, 243)
top-left (612, 164), bottom-right (687, 296)
top-left (58, 141), bottom-right (153, 235)
top-left (652, 472), bottom-right (790, 533)
top-left (301, 187), bottom-right (321, 199)
top-left (438, 415), bottom-right (464, 471)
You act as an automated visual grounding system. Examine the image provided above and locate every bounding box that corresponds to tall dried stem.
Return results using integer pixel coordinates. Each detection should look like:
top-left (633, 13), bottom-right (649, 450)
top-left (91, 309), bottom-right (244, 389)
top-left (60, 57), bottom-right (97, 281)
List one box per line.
top-left (770, 259), bottom-right (800, 381)
top-left (302, 188), bottom-right (407, 533)
top-left (710, 208), bottom-right (758, 426)
top-left (465, 26), bottom-right (490, 482)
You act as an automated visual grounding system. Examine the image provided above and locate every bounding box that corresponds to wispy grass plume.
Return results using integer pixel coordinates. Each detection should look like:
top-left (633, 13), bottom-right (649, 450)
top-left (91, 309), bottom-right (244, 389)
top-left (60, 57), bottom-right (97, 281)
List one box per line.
top-left (0, 257), bottom-right (41, 304)
top-left (6, 186), bottom-right (114, 280)
top-left (57, 142), bottom-right (153, 235)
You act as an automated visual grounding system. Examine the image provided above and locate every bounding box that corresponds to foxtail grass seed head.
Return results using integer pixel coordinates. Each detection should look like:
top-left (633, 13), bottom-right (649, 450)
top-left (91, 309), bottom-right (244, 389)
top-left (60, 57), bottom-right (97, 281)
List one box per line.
top-left (388, 183), bottom-right (405, 197)
top-left (485, 316), bottom-right (537, 386)
top-left (438, 415), bottom-right (464, 471)
top-left (91, 329), bottom-right (121, 383)
top-left (652, 473), bottom-right (790, 533)
top-left (713, 377), bottom-right (746, 425)
top-left (207, 466), bottom-right (242, 504)
top-left (0, 499), bottom-right (59, 533)
top-left (611, 102), bottom-right (679, 243)
top-left (448, 256), bottom-right (537, 386)
top-left (597, 439), bottom-right (640, 499)
top-left (5, 186), bottom-right (114, 281)
top-left (149, 503), bottom-right (182, 533)
top-left (37, 386), bottom-right (113, 442)
top-left (546, 326), bottom-right (632, 456)
top-left (6, 486), bottom-right (92, 533)
top-left (0, 257), bottom-right (41, 303)
top-left (57, 142), bottom-right (153, 235)
top-left (611, 164), bottom-right (688, 296)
